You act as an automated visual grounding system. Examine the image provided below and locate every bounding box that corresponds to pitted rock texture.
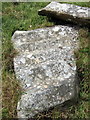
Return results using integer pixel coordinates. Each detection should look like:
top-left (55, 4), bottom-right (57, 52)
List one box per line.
top-left (38, 1), bottom-right (90, 26)
top-left (12, 25), bottom-right (79, 118)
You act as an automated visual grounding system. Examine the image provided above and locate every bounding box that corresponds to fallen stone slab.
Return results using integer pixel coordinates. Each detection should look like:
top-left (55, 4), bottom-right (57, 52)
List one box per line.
top-left (38, 1), bottom-right (90, 26)
top-left (12, 25), bottom-right (79, 118)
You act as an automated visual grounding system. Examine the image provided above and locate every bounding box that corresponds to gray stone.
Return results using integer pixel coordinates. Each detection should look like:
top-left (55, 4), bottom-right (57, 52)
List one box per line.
top-left (38, 1), bottom-right (90, 26)
top-left (12, 25), bottom-right (79, 118)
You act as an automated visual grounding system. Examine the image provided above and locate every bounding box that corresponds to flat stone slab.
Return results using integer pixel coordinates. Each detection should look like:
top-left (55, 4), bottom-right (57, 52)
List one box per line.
top-left (38, 1), bottom-right (90, 26)
top-left (12, 25), bottom-right (79, 118)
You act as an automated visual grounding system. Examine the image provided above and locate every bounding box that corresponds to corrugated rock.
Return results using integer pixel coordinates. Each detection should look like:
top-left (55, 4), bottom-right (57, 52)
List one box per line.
top-left (12, 25), bottom-right (79, 118)
top-left (38, 1), bottom-right (90, 26)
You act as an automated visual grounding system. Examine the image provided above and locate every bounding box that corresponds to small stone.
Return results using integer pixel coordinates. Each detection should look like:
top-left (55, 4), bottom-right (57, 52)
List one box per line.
top-left (29, 25), bottom-right (32, 28)
top-left (38, 1), bottom-right (90, 26)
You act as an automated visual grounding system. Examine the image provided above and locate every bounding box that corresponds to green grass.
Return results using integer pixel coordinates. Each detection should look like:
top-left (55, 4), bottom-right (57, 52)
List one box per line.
top-left (2, 2), bottom-right (90, 119)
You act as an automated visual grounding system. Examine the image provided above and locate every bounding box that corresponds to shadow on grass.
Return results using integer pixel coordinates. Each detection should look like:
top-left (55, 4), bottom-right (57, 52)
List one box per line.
top-left (47, 17), bottom-right (90, 29)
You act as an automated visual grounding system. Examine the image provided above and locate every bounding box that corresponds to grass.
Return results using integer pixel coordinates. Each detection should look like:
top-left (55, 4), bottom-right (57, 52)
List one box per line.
top-left (2, 2), bottom-right (90, 119)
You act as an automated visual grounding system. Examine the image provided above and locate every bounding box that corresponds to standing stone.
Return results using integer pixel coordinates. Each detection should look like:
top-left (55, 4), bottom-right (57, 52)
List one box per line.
top-left (12, 25), bottom-right (79, 118)
top-left (38, 1), bottom-right (90, 26)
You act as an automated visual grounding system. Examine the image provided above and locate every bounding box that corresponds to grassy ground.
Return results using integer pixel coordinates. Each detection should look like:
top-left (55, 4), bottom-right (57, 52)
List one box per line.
top-left (2, 2), bottom-right (90, 119)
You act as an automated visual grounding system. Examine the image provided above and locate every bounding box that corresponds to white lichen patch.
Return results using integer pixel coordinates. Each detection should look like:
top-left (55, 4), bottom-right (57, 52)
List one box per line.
top-left (52, 26), bottom-right (60, 32)
top-left (20, 57), bottom-right (26, 64)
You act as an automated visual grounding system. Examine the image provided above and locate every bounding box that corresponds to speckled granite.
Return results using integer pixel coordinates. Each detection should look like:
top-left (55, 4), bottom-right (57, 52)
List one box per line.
top-left (12, 25), bottom-right (79, 118)
top-left (38, 1), bottom-right (90, 26)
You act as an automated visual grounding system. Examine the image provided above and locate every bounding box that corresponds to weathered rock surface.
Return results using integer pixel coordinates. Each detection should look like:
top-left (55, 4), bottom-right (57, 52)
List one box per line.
top-left (12, 25), bottom-right (79, 118)
top-left (38, 1), bottom-right (90, 26)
